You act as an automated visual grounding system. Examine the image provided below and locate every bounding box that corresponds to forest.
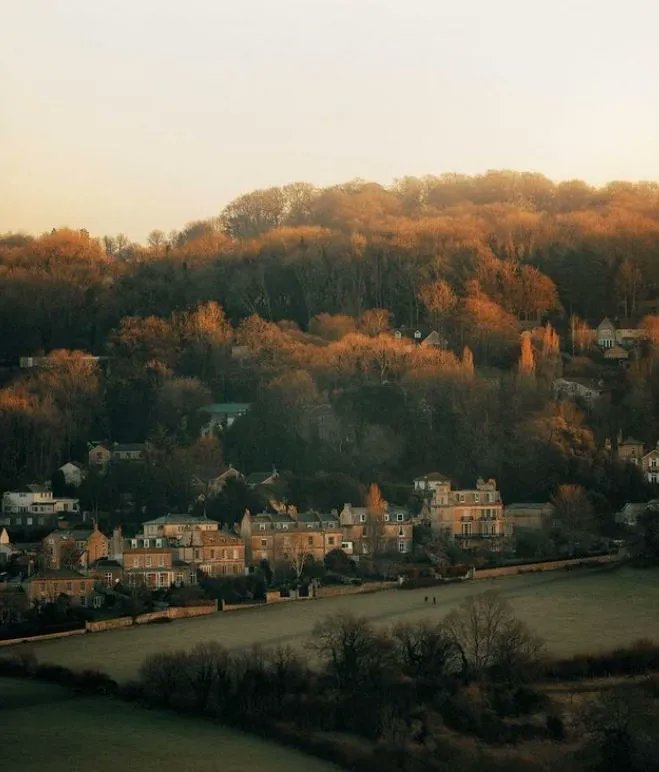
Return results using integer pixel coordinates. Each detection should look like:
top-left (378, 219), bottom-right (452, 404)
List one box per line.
top-left (2, 171), bottom-right (659, 521)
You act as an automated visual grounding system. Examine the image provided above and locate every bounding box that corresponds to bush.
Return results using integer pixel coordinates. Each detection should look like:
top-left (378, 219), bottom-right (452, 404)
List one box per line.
top-left (546, 714), bottom-right (565, 741)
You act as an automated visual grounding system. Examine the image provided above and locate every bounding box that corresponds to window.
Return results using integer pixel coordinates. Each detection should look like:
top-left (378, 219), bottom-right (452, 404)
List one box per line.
top-left (143, 539), bottom-right (150, 548)
top-left (132, 558), bottom-right (139, 568)
top-left (66, 581), bottom-right (72, 591)
top-left (105, 572), bottom-right (113, 586)
top-left (458, 493), bottom-right (465, 503)
top-left (384, 514), bottom-right (390, 522)
top-left (158, 556), bottom-right (165, 567)
top-left (461, 522), bottom-right (472, 536)
top-left (308, 536), bottom-right (314, 545)
top-left (398, 541), bottom-right (406, 553)
top-left (156, 539), bottom-right (162, 547)
top-left (233, 549), bottom-right (239, 560)
top-left (131, 539), bottom-right (137, 548)
top-left (145, 556), bottom-right (152, 567)
top-left (210, 549), bottom-right (215, 559)
top-left (474, 493), bottom-right (480, 503)
top-left (396, 513), bottom-right (404, 522)
top-left (398, 527), bottom-right (405, 536)
top-left (27, 517), bottom-right (33, 525)
top-left (360, 514), bottom-right (366, 523)
top-left (307, 522), bottom-right (314, 528)
top-left (259, 523), bottom-right (266, 531)
top-left (328, 537), bottom-right (335, 546)
top-left (260, 539), bottom-right (267, 547)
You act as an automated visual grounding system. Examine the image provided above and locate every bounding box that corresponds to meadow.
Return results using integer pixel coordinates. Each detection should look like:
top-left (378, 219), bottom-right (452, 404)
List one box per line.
top-left (18, 566), bottom-right (659, 682)
top-left (0, 678), bottom-right (339, 772)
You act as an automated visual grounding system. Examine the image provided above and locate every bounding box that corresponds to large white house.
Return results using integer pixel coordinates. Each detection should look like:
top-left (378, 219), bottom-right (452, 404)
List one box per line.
top-left (0, 484), bottom-right (79, 527)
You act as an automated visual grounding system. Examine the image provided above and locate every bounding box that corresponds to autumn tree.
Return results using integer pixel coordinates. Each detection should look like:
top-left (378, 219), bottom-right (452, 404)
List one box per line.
top-left (518, 332), bottom-right (535, 376)
top-left (418, 279), bottom-right (457, 330)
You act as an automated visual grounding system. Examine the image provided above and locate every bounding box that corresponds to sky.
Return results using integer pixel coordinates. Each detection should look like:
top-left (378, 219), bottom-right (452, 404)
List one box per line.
top-left (1, 0), bottom-right (658, 242)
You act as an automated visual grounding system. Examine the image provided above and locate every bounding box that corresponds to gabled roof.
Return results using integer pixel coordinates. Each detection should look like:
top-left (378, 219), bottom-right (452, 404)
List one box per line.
top-left (26, 483), bottom-right (50, 493)
top-left (26, 568), bottom-right (88, 581)
top-left (246, 471), bottom-right (278, 486)
top-left (45, 528), bottom-right (94, 541)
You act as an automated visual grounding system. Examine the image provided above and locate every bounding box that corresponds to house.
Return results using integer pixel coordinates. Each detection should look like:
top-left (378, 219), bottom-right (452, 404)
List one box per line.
top-left (0, 485), bottom-right (80, 528)
top-left (246, 469), bottom-right (280, 489)
top-left (199, 403), bottom-right (250, 436)
top-left (428, 476), bottom-right (506, 551)
top-left (194, 465), bottom-right (244, 497)
top-left (0, 584), bottom-right (29, 625)
top-left (111, 443), bottom-right (146, 463)
top-left (197, 531), bottom-right (245, 577)
top-left (142, 513), bottom-right (219, 541)
top-left (87, 441), bottom-right (146, 469)
top-left (420, 331), bottom-right (446, 348)
top-left (339, 503), bottom-right (414, 557)
top-left (596, 318), bottom-right (616, 349)
top-left (58, 461), bottom-right (86, 487)
top-left (24, 569), bottom-right (96, 606)
top-left (90, 558), bottom-right (123, 588)
top-left (553, 377), bottom-right (607, 407)
top-left (504, 503), bottom-right (554, 531)
top-left (413, 472), bottom-right (452, 495)
top-left (42, 523), bottom-right (109, 570)
top-left (240, 510), bottom-right (343, 567)
top-left (615, 437), bottom-right (645, 465)
top-left (88, 441), bottom-right (112, 469)
top-left (615, 500), bottom-right (659, 527)
top-left (121, 543), bottom-right (191, 589)
top-left (642, 443), bottom-right (659, 484)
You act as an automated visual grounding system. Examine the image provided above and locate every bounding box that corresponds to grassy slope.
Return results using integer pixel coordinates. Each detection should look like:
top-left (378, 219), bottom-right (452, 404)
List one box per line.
top-left (0, 678), bottom-right (339, 772)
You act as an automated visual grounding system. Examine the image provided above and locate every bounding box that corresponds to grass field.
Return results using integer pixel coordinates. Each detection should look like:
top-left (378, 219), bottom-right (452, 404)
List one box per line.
top-left (17, 565), bottom-right (659, 682)
top-left (0, 678), bottom-right (339, 772)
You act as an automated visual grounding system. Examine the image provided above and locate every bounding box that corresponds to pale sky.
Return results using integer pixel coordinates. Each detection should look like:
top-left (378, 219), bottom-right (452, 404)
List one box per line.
top-left (2, 0), bottom-right (658, 241)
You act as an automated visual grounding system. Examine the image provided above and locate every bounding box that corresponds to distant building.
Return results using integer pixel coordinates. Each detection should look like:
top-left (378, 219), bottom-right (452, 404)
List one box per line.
top-left (87, 441), bottom-right (146, 469)
top-left (642, 443), bottom-right (659, 484)
top-left (240, 510), bottom-right (343, 566)
top-left (553, 377), bottom-right (607, 407)
top-left (428, 476), bottom-right (506, 551)
top-left (245, 469), bottom-right (280, 489)
top-left (1, 485), bottom-right (80, 529)
top-left (199, 403), bottom-right (251, 437)
top-left (24, 569), bottom-right (96, 606)
top-left (42, 524), bottom-right (109, 570)
top-left (339, 503), bottom-right (414, 557)
top-left (615, 500), bottom-right (659, 527)
top-left (413, 472), bottom-right (452, 495)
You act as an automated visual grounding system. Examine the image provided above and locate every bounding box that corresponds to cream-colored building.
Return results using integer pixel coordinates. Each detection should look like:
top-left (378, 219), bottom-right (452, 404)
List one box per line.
top-left (428, 476), bottom-right (506, 551)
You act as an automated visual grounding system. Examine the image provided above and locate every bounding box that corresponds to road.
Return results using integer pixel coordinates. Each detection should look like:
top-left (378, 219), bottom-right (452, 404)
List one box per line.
top-left (17, 565), bottom-right (659, 681)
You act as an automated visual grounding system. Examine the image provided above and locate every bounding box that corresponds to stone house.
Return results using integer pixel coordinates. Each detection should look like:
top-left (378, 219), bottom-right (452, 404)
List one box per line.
top-left (642, 443), bottom-right (659, 484)
top-left (24, 569), bottom-right (96, 606)
top-left (0, 485), bottom-right (80, 529)
top-left (428, 477), bottom-right (506, 551)
top-left (339, 503), bottom-right (414, 558)
top-left (240, 510), bottom-right (343, 567)
top-left (42, 523), bottom-right (109, 569)
top-left (504, 503), bottom-right (554, 531)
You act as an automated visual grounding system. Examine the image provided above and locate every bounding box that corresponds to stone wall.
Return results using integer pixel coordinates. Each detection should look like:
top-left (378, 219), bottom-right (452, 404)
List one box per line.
top-left (474, 553), bottom-right (619, 580)
top-left (0, 627), bottom-right (86, 647)
top-left (315, 581), bottom-right (396, 598)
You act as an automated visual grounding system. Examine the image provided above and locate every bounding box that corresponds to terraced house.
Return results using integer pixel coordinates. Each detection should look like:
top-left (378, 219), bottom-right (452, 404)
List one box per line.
top-left (240, 510), bottom-right (343, 566)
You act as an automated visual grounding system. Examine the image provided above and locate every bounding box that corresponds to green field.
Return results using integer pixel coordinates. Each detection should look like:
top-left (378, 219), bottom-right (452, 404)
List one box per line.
top-left (0, 678), bottom-right (339, 772)
top-left (17, 566), bottom-right (659, 682)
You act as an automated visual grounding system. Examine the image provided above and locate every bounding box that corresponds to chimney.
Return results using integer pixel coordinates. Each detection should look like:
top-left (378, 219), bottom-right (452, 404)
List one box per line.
top-left (111, 525), bottom-right (123, 561)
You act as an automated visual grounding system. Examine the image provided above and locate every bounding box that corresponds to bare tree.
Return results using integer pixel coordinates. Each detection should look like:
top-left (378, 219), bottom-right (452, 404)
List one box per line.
top-left (443, 591), bottom-right (544, 681)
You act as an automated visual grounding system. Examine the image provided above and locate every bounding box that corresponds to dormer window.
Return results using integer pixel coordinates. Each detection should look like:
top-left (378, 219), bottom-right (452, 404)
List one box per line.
top-left (131, 539), bottom-right (137, 548)
top-left (156, 539), bottom-right (162, 548)
top-left (143, 539), bottom-right (149, 548)
top-left (396, 514), bottom-right (404, 522)
top-left (259, 523), bottom-right (266, 531)
top-left (360, 514), bottom-right (366, 522)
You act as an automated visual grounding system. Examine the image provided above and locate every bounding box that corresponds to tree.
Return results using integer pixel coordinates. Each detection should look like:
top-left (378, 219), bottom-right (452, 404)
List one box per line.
top-left (518, 332), bottom-right (535, 375)
top-left (443, 591), bottom-right (544, 681)
top-left (551, 484), bottom-right (596, 545)
top-left (418, 279), bottom-right (457, 330)
top-left (312, 611), bottom-right (393, 690)
top-left (392, 620), bottom-right (459, 681)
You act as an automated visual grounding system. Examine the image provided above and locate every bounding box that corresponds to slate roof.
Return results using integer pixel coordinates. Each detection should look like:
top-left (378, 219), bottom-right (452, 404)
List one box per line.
top-left (143, 514), bottom-right (212, 526)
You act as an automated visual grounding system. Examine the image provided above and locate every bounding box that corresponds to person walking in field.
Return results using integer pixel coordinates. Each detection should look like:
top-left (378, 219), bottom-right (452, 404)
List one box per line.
top-left (424, 596), bottom-right (428, 603)
top-left (432, 596), bottom-right (436, 605)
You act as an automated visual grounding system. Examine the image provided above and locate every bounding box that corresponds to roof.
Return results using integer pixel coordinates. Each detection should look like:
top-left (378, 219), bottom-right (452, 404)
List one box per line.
top-left (200, 403), bottom-right (251, 415)
top-left (414, 472), bottom-right (451, 483)
top-left (45, 528), bottom-right (94, 541)
top-left (621, 437), bottom-right (643, 445)
top-left (246, 471), bottom-right (277, 486)
top-left (143, 513), bottom-right (212, 526)
top-left (91, 559), bottom-right (121, 568)
top-left (112, 443), bottom-right (145, 452)
top-left (59, 461), bottom-right (85, 469)
top-left (27, 569), bottom-right (89, 581)
top-left (26, 483), bottom-right (50, 493)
